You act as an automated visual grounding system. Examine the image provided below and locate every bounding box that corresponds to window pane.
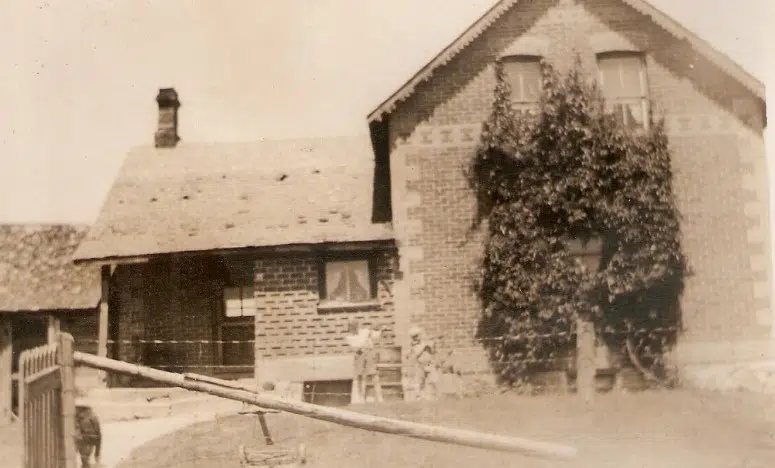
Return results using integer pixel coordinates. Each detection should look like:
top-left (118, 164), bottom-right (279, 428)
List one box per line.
top-left (502, 58), bottom-right (541, 103)
top-left (325, 260), bottom-right (370, 303)
top-left (606, 99), bottom-right (646, 130)
top-left (620, 63), bottom-right (643, 97)
top-left (224, 287), bottom-right (243, 317)
top-left (599, 54), bottom-right (645, 99)
top-left (224, 286), bottom-right (256, 317)
top-left (326, 262), bottom-right (349, 301)
top-left (241, 287), bottom-right (256, 316)
top-left (346, 261), bottom-right (370, 302)
top-left (623, 101), bottom-right (645, 129)
top-left (521, 63), bottom-right (542, 102)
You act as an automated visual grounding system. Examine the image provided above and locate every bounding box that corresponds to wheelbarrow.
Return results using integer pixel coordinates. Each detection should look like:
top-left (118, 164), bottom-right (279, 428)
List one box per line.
top-left (238, 408), bottom-right (307, 468)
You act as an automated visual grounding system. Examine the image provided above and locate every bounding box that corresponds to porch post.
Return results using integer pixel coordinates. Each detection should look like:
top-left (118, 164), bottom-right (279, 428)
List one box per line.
top-left (97, 265), bottom-right (111, 386)
top-left (575, 317), bottom-right (596, 402)
top-left (47, 314), bottom-right (61, 345)
top-left (57, 333), bottom-right (77, 468)
top-left (0, 315), bottom-right (12, 424)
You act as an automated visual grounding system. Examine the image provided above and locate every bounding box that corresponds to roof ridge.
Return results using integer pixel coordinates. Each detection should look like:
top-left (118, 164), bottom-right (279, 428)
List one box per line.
top-left (0, 223), bottom-right (91, 229)
top-left (126, 133), bottom-right (373, 153)
top-left (367, 0), bottom-right (765, 123)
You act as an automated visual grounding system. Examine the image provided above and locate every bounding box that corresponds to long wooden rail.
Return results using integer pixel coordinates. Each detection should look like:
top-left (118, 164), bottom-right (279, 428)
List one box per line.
top-left (73, 351), bottom-right (578, 461)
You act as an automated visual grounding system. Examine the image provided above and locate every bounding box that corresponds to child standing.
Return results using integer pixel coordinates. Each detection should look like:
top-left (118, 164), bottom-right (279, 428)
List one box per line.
top-left (345, 319), bottom-right (385, 404)
top-left (74, 397), bottom-right (102, 468)
top-left (404, 326), bottom-right (439, 401)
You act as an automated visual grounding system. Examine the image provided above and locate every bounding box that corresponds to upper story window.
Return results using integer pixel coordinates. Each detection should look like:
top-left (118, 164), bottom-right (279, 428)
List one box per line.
top-left (501, 55), bottom-right (542, 115)
top-left (597, 52), bottom-right (649, 130)
top-left (224, 285), bottom-right (256, 318)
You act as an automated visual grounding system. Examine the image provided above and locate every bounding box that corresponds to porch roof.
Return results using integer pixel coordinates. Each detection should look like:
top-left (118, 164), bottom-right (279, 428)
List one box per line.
top-left (0, 225), bottom-right (101, 312)
top-left (73, 135), bottom-right (393, 263)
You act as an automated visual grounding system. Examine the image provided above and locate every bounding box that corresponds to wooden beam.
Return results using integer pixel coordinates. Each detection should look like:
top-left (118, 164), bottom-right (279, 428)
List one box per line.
top-left (47, 315), bottom-right (61, 345)
top-left (73, 256), bottom-right (149, 266)
top-left (97, 266), bottom-right (111, 386)
top-left (58, 334), bottom-right (77, 468)
top-left (98, 266), bottom-right (110, 359)
top-left (73, 351), bottom-right (577, 461)
top-left (0, 315), bottom-right (12, 424)
top-left (74, 239), bottom-right (398, 265)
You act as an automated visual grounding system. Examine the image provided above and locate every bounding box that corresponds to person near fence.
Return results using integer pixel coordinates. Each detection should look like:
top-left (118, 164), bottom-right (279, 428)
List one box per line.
top-left (74, 397), bottom-right (102, 468)
top-left (344, 319), bottom-right (385, 404)
top-left (404, 325), bottom-right (439, 401)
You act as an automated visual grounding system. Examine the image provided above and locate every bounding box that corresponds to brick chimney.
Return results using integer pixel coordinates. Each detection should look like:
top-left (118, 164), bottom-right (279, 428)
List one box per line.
top-left (154, 88), bottom-right (181, 148)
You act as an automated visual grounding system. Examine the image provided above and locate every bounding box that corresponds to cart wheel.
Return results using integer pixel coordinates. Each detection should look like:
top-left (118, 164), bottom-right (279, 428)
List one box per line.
top-left (297, 443), bottom-right (307, 464)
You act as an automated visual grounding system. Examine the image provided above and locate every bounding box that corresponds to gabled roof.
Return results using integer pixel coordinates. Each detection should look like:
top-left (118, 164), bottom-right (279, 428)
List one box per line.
top-left (367, 0), bottom-right (766, 123)
top-left (0, 225), bottom-right (101, 312)
top-left (73, 135), bottom-right (393, 263)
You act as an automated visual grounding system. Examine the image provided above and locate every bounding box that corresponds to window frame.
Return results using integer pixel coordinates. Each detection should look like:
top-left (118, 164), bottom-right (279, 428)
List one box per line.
top-left (223, 285), bottom-right (257, 319)
top-left (317, 252), bottom-right (380, 312)
top-left (596, 51), bottom-right (650, 131)
top-left (500, 54), bottom-right (543, 115)
top-left (217, 257), bottom-right (256, 370)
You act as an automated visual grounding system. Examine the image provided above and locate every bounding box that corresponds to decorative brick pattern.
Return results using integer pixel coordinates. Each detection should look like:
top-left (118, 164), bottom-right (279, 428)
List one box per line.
top-left (387, 0), bottom-right (771, 375)
top-left (254, 251), bottom-right (398, 359)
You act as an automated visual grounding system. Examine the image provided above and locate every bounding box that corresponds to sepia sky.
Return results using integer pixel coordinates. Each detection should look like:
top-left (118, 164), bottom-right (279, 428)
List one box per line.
top-left (0, 0), bottom-right (773, 224)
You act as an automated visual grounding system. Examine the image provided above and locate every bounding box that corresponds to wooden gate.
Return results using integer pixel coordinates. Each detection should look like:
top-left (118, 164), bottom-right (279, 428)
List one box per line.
top-left (18, 333), bottom-right (76, 468)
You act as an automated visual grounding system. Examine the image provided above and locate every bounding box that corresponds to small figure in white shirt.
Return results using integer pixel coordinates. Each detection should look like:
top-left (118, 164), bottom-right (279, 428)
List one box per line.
top-left (345, 319), bottom-right (386, 404)
top-left (404, 325), bottom-right (439, 401)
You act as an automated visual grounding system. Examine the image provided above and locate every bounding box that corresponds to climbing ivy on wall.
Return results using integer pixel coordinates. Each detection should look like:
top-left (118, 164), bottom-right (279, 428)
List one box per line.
top-left (467, 57), bottom-right (688, 386)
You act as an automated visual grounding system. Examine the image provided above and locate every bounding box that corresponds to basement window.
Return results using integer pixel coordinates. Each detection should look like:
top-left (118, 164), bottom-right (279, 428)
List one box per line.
top-left (303, 380), bottom-right (352, 407)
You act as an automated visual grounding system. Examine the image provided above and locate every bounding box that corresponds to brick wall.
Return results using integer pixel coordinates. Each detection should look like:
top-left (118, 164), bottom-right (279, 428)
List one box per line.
top-left (61, 311), bottom-right (99, 355)
top-left (387, 0), bottom-right (772, 377)
top-left (254, 249), bottom-right (397, 360)
top-left (109, 249), bottom-right (398, 386)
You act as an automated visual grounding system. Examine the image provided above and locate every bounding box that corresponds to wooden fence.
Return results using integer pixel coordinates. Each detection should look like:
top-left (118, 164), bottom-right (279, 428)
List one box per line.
top-left (18, 334), bottom-right (76, 468)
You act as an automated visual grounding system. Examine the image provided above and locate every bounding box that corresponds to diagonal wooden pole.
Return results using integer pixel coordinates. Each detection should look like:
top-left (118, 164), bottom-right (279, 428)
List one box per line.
top-left (73, 351), bottom-right (577, 461)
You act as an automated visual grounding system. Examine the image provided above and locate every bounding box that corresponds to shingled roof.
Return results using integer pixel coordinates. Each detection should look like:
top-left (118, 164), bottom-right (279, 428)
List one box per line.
top-left (73, 135), bottom-right (393, 263)
top-left (0, 225), bottom-right (101, 312)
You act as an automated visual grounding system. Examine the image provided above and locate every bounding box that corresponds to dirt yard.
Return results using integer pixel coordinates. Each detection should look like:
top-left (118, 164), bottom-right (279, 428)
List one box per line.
top-left (111, 389), bottom-right (775, 468)
top-left (0, 420), bottom-right (22, 468)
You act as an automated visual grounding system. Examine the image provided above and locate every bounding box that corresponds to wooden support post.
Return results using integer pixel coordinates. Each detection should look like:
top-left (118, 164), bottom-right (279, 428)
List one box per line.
top-left (97, 265), bottom-right (111, 386)
top-left (58, 333), bottom-right (77, 468)
top-left (74, 351), bottom-right (578, 461)
top-left (0, 315), bottom-right (12, 425)
top-left (576, 316), bottom-right (596, 403)
top-left (47, 314), bottom-right (61, 346)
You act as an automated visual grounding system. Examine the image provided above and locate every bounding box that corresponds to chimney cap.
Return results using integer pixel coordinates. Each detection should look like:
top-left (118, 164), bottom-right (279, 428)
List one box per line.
top-left (156, 88), bottom-right (180, 107)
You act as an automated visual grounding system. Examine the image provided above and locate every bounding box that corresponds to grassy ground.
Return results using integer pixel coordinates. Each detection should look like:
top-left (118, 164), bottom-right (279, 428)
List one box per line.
top-left (113, 389), bottom-right (775, 468)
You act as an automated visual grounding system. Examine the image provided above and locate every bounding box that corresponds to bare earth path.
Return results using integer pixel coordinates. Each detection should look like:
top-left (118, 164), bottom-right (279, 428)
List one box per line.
top-left (112, 390), bottom-right (775, 468)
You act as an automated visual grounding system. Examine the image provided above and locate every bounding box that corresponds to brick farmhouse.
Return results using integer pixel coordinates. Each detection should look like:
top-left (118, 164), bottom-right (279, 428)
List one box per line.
top-left (73, 0), bottom-right (771, 397)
